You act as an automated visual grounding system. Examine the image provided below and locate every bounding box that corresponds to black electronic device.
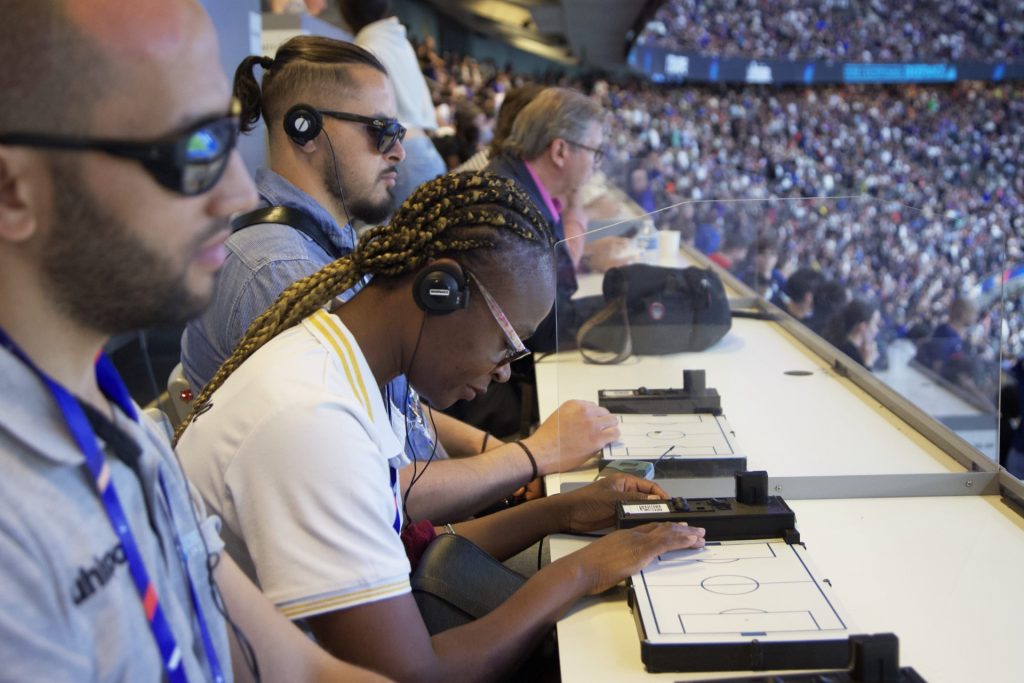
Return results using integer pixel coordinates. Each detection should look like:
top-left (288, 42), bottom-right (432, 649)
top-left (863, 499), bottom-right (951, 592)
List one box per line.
top-left (616, 471), bottom-right (799, 543)
top-left (678, 634), bottom-right (927, 682)
top-left (283, 103), bottom-right (323, 145)
top-left (599, 370), bottom-right (722, 415)
top-left (412, 261), bottom-right (469, 315)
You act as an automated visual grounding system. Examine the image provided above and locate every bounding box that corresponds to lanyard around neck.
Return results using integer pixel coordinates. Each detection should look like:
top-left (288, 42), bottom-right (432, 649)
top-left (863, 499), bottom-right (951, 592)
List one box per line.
top-left (0, 329), bottom-right (224, 683)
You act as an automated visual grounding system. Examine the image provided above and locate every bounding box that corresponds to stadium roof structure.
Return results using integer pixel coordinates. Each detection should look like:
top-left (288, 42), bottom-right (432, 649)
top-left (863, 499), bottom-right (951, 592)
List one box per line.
top-left (421, 0), bottom-right (655, 69)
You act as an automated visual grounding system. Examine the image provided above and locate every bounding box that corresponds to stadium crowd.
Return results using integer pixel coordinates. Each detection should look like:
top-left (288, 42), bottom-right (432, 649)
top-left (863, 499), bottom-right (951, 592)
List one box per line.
top-left (416, 39), bottom-right (1021, 400)
top-left (598, 80), bottom-right (1022, 398)
top-left (261, 2), bottom-right (1023, 405)
top-left (635, 0), bottom-right (1024, 62)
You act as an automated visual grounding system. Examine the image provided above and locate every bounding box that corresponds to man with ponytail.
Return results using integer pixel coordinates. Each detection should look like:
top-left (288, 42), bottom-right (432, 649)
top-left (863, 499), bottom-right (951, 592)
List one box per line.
top-left (181, 36), bottom-right (404, 393)
top-left (181, 36), bottom-right (622, 524)
top-left (176, 172), bottom-right (706, 683)
top-left (0, 1), bottom-right (392, 680)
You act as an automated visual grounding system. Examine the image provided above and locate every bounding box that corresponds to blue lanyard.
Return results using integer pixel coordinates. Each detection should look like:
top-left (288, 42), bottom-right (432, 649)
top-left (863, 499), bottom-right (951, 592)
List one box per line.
top-left (0, 329), bottom-right (225, 683)
top-left (389, 466), bottom-right (401, 534)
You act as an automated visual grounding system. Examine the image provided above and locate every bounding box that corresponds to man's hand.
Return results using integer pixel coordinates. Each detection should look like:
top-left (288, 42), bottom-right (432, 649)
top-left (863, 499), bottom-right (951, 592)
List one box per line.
top-left (555, 473), bottom-right (668, 533)
top-left (524, 400), bottom-right (620, 475)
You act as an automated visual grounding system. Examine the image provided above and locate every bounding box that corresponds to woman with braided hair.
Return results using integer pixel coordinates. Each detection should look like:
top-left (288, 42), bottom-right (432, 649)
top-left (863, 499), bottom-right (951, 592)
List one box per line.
top-left (177, 172), bottom-right (705, 682)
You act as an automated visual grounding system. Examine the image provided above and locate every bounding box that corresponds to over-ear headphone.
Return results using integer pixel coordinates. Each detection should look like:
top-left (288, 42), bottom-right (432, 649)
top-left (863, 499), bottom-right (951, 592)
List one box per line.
top-left (283, 104), bottom-right (323, 145)
top-left (412, 262), bottom-right (469, 315)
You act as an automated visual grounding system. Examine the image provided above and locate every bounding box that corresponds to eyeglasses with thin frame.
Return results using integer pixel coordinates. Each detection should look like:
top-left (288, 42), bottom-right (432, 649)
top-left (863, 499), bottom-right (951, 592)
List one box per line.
top-left (320, 110), bottom-right (407, 154)
top-left (565, 139), bottom-right (605, 166)
top-left (466, 270), bottom-right (531, 367)
top-left (0, 100), bottom-right (241, 197)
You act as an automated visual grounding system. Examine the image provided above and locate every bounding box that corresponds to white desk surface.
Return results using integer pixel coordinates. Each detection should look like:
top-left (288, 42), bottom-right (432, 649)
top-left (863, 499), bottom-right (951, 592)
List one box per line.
top-left (549, 494), bottom-right (1024, 683)
top-left (538, 285), bottom-right (1023, 681)
top-left (538, 317), bottom-right (964, 481)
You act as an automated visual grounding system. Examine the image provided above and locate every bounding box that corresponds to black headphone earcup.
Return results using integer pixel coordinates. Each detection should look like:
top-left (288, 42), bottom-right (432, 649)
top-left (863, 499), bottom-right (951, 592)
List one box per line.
top-left (413, 262), bottom-right (469, 315)
top-left (283, 104), bottom-right (322, 145)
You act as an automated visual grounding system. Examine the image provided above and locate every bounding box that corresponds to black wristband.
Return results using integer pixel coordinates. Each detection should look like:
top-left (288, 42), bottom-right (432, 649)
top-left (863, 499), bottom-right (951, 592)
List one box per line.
top-left (480, 432), bottom-right (491, 454)
top-left (514, 440), bottom-right (538, 484)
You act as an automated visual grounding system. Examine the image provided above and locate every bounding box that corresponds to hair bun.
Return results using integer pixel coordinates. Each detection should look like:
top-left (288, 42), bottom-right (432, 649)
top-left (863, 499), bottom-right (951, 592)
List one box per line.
top-left (259, 56), bottom-right (274, 70)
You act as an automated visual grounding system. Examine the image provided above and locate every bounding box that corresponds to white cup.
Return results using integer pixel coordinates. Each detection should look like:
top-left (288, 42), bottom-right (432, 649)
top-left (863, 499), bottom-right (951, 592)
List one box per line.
top-left (657, 229), bottom-right (682, 264)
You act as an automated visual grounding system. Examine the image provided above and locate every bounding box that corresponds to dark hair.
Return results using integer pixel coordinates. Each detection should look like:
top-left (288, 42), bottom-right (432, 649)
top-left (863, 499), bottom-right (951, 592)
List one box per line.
top-left (754, 237), bottom-right (779, 255)
top-left (453, 103), bottom-right (484, 164)
top-left (175, 172), bottom-right (555, 443)
top-left (339, 0), bottom-right (392, 34)
top-left (490, 84), bottom-right (545, 156)
top-left (810, 280), bottom-right (849, 333)
top-left (233, 35), bottom-right (387, 134)
top-left (783, 268), bottom-right (824, 302)
top-left (949, 298), bottom-right (977, 326)
top-left (824, 299), bottom-right (875, 348)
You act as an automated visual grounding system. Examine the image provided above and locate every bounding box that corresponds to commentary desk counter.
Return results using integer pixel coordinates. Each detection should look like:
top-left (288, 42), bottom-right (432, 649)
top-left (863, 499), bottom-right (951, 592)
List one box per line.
top-left (537, 274), bottom-right (1024, 683)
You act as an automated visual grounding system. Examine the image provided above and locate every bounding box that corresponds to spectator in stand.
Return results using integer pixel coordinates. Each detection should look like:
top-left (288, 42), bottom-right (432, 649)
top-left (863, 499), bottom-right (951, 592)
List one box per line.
top-left (627, 166), bottom-right (657, 215)
top-left (825, 300), bottom-right (881, 369)
top-left (708, 229), bottom-right (752, 271)
top-left (772, 268), bottom-right (823, 323)
top-left (456, 84), bottom-right (545, 173)
top-left (416, 34), bottom-right (444, 81)
top-left (807, 280), bottom-right (850, 336)
top-left (735, 238), bottom-right (783, 301)
top-left (916, 298), bottom-right (977, 371)
top-left (435, 101), bottom-right (486, 169)
top-left (340, 0), bottom-right (447, 205)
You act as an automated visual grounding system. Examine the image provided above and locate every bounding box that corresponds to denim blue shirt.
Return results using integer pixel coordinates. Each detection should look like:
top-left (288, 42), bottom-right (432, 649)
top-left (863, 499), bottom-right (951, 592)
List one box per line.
top-left (180, 168), bottom-right (436, 460)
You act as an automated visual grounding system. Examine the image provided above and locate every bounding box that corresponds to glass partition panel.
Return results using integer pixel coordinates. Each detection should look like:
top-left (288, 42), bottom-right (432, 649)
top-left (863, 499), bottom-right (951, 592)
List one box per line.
top-left (546, 196), bottom-right (1007, 482)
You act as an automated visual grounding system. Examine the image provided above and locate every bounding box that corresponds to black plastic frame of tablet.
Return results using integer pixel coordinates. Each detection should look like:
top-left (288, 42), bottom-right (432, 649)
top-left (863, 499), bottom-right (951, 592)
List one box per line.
top-left (628, 584), bottom-right (851, 673)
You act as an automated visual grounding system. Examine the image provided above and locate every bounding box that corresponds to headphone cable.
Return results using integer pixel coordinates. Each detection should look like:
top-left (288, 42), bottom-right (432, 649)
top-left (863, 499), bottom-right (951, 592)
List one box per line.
top-left (400, 314), bottom-right (439, 526)
top-left (321, 128), bottom-right (354, 232)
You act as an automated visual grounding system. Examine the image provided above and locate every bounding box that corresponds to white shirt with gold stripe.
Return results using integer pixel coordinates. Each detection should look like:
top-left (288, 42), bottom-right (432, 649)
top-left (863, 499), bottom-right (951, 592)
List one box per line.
top-left (178, 309), bottom-right (412, 620)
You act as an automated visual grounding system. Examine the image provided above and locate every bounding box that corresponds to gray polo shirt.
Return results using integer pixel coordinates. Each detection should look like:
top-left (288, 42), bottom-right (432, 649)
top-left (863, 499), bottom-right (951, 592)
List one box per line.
top-left (0, 346), bottom-right (232, 682)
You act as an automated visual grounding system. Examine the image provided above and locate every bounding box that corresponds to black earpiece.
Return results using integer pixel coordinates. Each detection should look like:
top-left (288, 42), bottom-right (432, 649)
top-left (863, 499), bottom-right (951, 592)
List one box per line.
top-left (283, 104), bottom-right (323, 145)
top-left (412, 262), bottom-right (469, 315)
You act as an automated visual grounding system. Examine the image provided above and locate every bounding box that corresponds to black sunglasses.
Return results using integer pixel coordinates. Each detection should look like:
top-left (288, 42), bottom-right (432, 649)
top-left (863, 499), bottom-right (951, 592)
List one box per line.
top-left (0, 104), bottom-right (240, 196)
top-left (320, 110), bottom-right (407, 154)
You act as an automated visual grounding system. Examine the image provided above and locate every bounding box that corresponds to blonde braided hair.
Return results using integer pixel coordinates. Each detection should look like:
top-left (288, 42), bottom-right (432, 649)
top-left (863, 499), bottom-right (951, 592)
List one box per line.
top-left (174, 171), bottom-right (553, 444)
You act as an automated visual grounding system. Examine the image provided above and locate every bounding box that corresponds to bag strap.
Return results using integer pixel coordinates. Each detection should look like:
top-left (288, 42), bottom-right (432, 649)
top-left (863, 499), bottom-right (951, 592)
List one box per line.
top-left (576, 294), bottom-right (633, 365)
top-left (231, 205), bottom-right (344, 260)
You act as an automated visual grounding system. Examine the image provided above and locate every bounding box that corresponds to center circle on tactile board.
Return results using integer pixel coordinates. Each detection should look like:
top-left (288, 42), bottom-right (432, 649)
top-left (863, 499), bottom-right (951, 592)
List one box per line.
top-left (701, 575), bottom-right (760, 595)
top-left (646, 430), bottom-right (686, 439)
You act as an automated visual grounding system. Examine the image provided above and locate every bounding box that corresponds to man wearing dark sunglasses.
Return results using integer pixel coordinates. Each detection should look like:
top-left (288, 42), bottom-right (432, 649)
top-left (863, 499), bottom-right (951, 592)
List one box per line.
top-left (179, 36), bottom-right (620, 526)
top-left (180, 37), bottom-right (406, 396)
top-left (340, 0), bottom-right (449, 206)
top-left (0, 1), bottom-right (390, 681)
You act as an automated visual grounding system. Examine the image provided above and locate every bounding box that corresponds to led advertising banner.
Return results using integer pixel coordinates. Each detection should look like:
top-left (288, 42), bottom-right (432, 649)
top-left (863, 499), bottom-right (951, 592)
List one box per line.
top-left (628, 46), bottom-right (1024, 85)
